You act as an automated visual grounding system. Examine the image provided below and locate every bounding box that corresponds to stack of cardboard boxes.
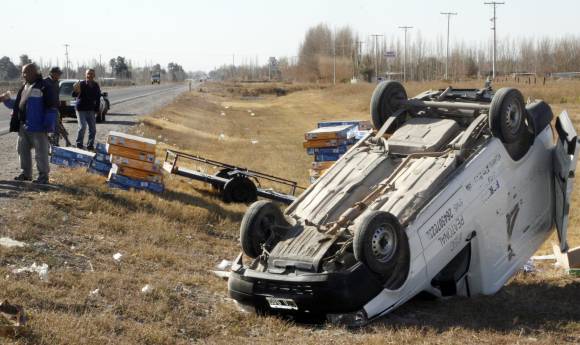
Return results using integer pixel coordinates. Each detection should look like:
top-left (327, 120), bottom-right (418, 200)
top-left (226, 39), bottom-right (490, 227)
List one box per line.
top-left (88, 143), bottom-right (113, 176)
top-left (303, 120), bottom-right (372, 184)
top-left (106, 131), bottom-right (164, 193)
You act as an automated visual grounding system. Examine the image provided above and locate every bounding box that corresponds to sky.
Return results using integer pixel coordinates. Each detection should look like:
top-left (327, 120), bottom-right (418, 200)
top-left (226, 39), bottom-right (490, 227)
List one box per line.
top-left (4, 0), bottom-right (580, 72)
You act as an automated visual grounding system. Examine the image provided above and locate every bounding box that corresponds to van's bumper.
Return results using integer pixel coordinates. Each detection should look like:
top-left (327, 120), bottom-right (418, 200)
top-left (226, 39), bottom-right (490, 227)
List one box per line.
top-left (227, 253), bottom-right (383, 316)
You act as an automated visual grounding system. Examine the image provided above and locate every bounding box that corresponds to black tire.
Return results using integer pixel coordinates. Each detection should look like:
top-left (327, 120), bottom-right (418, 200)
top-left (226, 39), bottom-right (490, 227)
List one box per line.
top-left (489, 88), bottom-right (527, 143)
top-left (353, 211), bottom-right (410, 289)
top-left (488, 88), bottom-right (532, 160)
top-left (222, 176), bottom-right (257, 203)
top-left (240, 200), bottom-right (286, 258)
top-left (370, 80), bottom-right (407, 130)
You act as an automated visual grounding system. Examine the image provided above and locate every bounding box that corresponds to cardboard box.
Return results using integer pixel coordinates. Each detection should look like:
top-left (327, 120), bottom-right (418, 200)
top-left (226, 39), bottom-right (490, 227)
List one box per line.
top-left (306, 145), bottom-right (349, 156)
top-left (106, 144), bottom-right (156, 163)
top-left (110, 155), bottom-right (162, 173)
top-left (89, 160), bottom-right (112, 173)
top-left (302, 138), bottom-right (355, 149)
top-left (107, 131), bottom-right (157, 153)
top-left (111, 164), bottom-right (163, 183)
top-left (305, 125), bottom-right (356, 141)
top-left (50, 155), bottom-right (90, 168)
top-left (317, 120), bottom-right (372, 131)
top-left (95, 142), bottom-right (108, 154)
top-left (108, 170), bottom-right (164, 193)
top-left (315, 153), bottom-right (342, 162)
top-left (311, 161), bottom-right (334, 170)
top-left (51, 146), bottom-right (95, 164)
top-left (94, 152), bottom-right (111, 163)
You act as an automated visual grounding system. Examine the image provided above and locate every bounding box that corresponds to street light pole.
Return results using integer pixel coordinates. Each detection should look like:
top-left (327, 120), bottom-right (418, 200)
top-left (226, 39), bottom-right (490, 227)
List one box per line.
top-left (440, 12), bottom-right (457, 80)
top-left (398, 26), bottom-right (413, 82)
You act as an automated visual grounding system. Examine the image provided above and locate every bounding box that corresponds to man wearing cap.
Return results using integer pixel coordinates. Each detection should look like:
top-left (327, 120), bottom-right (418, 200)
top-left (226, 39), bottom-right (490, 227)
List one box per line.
top-left (45, 67), bottom-right (70, 146)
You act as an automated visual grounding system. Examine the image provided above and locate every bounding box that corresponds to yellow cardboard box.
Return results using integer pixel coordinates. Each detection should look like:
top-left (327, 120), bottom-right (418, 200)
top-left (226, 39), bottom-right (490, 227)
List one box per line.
top-left (110, 155), bottom-right (162, 173)
top-left (113, 164), bottom-right (163, 183)
top-left (106, 144), bottom-right (156, 163)
top-left (107, 131), bottom-right (157, 153)
top-left (302, 138), bottom-right (352, 149)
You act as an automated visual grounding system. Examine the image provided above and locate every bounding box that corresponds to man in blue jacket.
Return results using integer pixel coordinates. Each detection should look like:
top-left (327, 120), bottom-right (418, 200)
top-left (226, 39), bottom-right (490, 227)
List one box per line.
top-left (73, 68), bottom-right (101, 151)
top-left (0, 63), bottom-right (57, 184)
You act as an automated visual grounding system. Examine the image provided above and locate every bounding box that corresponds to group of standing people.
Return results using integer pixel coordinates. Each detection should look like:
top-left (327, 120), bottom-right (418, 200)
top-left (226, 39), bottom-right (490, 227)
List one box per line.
top-left (0, 63), bottom-right (102, 184)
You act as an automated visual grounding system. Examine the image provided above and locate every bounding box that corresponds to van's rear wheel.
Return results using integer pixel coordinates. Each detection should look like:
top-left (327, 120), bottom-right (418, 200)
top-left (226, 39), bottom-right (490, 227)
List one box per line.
top-left (353, 211), bottom-right (410, 289)
top-left (370, 81), bottom-right (407, 130)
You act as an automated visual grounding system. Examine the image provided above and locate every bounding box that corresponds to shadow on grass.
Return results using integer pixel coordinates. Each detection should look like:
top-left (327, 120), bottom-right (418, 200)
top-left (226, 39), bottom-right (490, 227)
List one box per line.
top-left (46, 181), bottom-right (243, 223)
top-left (372, 279), bottom-right (580, 335)
top-left (106, 112), bottom-right (137, 116)
top-left (0, 180), bottom-right (60, 198)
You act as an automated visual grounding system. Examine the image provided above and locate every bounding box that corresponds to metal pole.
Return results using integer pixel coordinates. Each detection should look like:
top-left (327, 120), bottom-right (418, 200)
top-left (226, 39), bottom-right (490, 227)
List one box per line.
top-left (440, 12), bottom-right (457, 80)
top-left (398, 26), bottom-right (413, 82)
top-left (484, 2), bottom-right (505, 79)
top-left (64, 44), bottom-right (70, 79)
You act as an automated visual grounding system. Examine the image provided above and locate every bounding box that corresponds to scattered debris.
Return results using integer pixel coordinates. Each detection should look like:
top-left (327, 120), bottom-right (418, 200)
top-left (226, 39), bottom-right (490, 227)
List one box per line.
top-left (522, 259), bottom-right (536, 273)
top-left (211, 260), bottom-right (232, 280)
top-left (250, 112), bottom-right (255, 117)
top-left (141, 284), bottom-right (153, 294)
top-left (552, 243), bottom-right (580, 275)
top-left (12, 263), bottom-right (49, 281)
top-left (531, 254), bottom-right (555, 261)
top-left (220, 111), bottom-right (226, 116)
top-left (250, 139), bottom-right (259, 145)
top-left (218, 133), bottom-right (226, 141)
top-left (112, 253), bottom-right (123, 262)
top-left (89, 289), bottom-right (100, 297)
top-left (0, 300), bottom-right (27, 338)
top-left (0, 238), bottom-right (26, 248)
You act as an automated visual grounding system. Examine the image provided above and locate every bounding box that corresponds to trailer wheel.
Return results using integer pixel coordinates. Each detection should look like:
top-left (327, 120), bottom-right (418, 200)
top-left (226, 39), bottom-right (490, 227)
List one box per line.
top-left (489, 88), bottom-right (532, 160)
top-left (370, 80), bottom-right (407, 130)
top-left (353, 211), bottom-right (410, 289)
top-left (240, 200), bottom-right (286, 258)
top-left (223, 176), bottom-right (257, 203)
top-left (212, 168), bottom-right (233, 190)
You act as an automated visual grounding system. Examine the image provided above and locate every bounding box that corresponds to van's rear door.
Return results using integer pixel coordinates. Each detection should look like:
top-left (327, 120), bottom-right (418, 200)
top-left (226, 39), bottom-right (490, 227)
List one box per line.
top-left (553, 110), bottom-right (579, 252)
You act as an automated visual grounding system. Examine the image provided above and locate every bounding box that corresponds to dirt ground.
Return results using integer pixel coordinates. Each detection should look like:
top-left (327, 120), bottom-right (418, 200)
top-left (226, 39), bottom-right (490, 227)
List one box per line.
top-left (0, 80), bottom-right (579, 344)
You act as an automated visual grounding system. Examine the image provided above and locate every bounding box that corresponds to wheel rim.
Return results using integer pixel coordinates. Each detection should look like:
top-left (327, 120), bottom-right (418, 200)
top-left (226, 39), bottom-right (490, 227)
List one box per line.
top-left (503, 100), bottom-right (523, 137)
top-left (380, 88), bottom-right (405, 119)
top-left (371, 223), bottom-right (398, 263)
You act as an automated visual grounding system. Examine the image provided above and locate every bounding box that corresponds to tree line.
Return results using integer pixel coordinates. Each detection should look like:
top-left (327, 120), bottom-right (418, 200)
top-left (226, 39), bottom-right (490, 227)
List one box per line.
top-left (0, 55), bottom-right (195, 83)
top-left (210, 23), bottom-right (580, 83)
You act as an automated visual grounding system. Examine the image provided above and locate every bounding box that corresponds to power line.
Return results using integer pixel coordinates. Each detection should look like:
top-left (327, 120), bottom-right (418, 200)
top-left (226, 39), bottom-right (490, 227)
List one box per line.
top-left (484, 1), bottom-right (505, 79)
top-left (398, 26), bottom-right (413, 82)
top-left (440, 12), bottom-right (458, 80)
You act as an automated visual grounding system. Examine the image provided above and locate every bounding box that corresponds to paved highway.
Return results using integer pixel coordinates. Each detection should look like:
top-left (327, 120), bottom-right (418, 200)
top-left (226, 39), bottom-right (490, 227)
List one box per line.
top-left (0, 83), bottom-right (188, 134)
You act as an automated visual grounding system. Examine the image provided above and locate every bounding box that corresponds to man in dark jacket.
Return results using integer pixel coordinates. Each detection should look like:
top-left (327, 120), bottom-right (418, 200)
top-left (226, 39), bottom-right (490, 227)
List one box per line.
top-left (73, 68), bottom-right (101, 151)
top-left (45, 66), bottom-right (71, 147)
top-left (1, 63), bottom-right (57, 184)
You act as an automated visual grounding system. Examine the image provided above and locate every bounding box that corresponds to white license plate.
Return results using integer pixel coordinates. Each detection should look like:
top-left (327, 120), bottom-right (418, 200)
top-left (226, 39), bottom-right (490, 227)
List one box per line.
top-left (266, 297), bottom-right (298, 310)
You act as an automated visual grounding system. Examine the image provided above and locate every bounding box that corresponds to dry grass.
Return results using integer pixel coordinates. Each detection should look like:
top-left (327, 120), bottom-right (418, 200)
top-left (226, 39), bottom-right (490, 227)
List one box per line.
top-left (1, 80), bottom-right (580, 344)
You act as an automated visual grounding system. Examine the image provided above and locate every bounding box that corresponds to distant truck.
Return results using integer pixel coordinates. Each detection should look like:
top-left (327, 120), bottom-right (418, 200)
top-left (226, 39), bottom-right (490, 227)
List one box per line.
top-left (151, 73), bottom-right (161, 84)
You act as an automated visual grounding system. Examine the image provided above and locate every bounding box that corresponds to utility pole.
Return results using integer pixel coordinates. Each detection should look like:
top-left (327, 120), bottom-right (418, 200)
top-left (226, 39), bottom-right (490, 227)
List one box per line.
top-left (398, 26), bottom-right (413, 82)
top-left (355, 41), bottom-right (365, 80)
top-left (64, 44), bottom-right (70, 79)
top-left (370, 34), bottom-right (383, 82)
top-left (484, 1), bottom-right (505, 79)
top-left (440, 12), bottom-right (457, 80)
top-left (333, 28), bottom-right (336, 85)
